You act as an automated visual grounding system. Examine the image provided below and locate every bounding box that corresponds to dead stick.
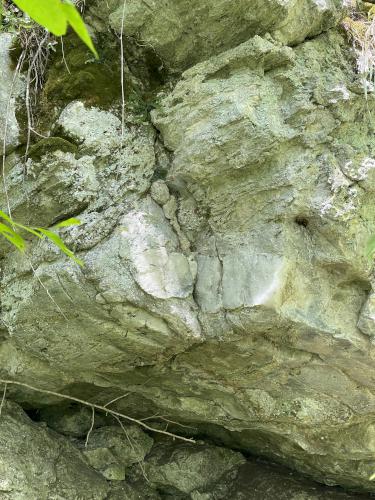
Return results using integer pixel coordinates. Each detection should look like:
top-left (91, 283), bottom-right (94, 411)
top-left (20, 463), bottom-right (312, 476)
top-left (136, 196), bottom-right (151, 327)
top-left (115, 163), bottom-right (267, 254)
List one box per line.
top-left (0, 379), bottom-right (195, 444)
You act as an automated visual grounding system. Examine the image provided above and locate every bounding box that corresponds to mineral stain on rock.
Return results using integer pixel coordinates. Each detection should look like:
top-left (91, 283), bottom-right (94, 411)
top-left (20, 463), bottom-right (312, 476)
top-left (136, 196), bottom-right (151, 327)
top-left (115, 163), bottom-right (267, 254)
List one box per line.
top-left (1, 0), bottom-right (375, 497)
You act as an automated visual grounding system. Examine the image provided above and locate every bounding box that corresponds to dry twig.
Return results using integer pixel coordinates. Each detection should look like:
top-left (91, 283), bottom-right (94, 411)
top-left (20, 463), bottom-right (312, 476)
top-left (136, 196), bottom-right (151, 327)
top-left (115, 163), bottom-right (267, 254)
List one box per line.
top-left (85, 407), bottom-right (95, 447)
top-left (120, 0), bottom-right (127, 145)
top-left (343, 10), bottom-right (375, 91)
top-left (0, 379), bottom-right (195, 443)
top-left (104, 392), bottom-right (131, 408)
top-left (113, 414), bottom-right (149, 482)
top-left (0, 383), bottom-right (7, 417)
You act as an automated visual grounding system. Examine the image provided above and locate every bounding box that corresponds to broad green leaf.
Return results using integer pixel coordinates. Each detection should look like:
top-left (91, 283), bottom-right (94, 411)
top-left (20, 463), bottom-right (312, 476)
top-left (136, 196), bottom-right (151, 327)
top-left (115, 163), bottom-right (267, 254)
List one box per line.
top-left (0, 223), bottom-right (26, 251)
top-left (61, 1), bottom-right (98, 58)
top-left (11, 0), bottom-right (68, 36)
top-left (55, 217), bottom-right (81, 228)
top-left (37, 228), bottom-right (84, 266)
top-left (370, 472), bottom-right (375, 481)
top-left (0, 209), bottom-right (14, 225)
top-left (0, 210), bottom-right (42, 240)
top-left (0, 210), bottom-right (83, 265)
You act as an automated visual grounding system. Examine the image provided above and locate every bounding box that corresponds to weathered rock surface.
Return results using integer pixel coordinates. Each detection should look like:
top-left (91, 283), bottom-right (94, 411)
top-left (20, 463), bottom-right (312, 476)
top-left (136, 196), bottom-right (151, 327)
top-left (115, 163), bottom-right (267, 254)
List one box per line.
top-left (0, 33), bottom-right (22, 155)
top-left (0, 402), bottom-right (366, 499)
top-left (194, 460), bottom-right (372, 500)
top-left (147, 28), bottom-right (375, 490)
top-left (103, 0), bottom-right (346, 71)
top-left (38, 404), bottom-right (109, 437)
top-left (82, 425), bottom-right (154, 480)
top-left (1, 0), bottom-right (375, 496)
top-left (0, 401), bottom-right (109, 499)
top-left (141, 442), bottom-right (245, 496)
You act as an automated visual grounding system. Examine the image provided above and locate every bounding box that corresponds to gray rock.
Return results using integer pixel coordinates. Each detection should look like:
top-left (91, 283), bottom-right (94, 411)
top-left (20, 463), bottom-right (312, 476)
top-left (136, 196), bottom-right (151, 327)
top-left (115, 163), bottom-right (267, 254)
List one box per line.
top-left (143, 443), bottom-right (245, 495)
top-left (149, 30), bottom-right (375, 491)
top-left (1, 0), bottom-right (375, 495)
top-left (108, 481), bottom-right (161, 499)
top-left (56, 101), bottom-right (122, 154)
top-left (105, 0), bottom-right (345, 71)
top-left (192, 460), bottom-right (371, 500)
top-left (38, 405), bottom-right (108, 438)
top-left (0, 33), bottom-right (22, 155)
top-left (358, 293), bottom-right (375, 339)
top-left (150, 180), bottom-right (170, 206)
top-left (0, 401), bottom-right (109, 499)
top-left (82, 425), bottom-right (153, 480)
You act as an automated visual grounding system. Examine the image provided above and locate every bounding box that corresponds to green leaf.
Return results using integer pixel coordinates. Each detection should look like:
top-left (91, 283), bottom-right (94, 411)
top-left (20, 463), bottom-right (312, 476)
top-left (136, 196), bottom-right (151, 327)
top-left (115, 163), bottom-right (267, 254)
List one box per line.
top-left (0, 223), bottom-right (26, 252)
top-left (0, 211), bottom-right (83, 265)
top-left (18, 223), bottom-right (44, 238)
top-left (61, 1), bottom-right (98, 58)
top-left (0, 210), bottom-right (42, 239)
top-left (55, 217), bottom-right (81, 228)
top-left (37, 228), bottom-right (84, 266)
top-left (0, 210), bottom-right (41, 245)
top-left (0, 209), bottom-right (14, 225)
top-left (11, 0), bottom-right (68, 36)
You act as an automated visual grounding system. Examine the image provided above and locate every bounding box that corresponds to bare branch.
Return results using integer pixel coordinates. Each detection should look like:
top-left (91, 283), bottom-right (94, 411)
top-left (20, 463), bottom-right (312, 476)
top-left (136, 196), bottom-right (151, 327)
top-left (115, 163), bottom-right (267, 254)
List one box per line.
top-left (113, 414), bottom-right (149, 482)
top-left (0, 379), bottom-right (195, 444)
top-left (103, 392), bottom-right (130, 408)
top-left (85, 407), bottom-right (95, 448)
top-left (0, 383), bottom-right (7, 417)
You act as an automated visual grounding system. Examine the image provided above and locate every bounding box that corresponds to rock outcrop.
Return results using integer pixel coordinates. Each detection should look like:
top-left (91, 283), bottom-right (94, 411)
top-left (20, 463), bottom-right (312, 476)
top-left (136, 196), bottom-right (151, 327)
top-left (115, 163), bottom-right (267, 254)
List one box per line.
top-left (0, 33), bottom-right (22, 155)
top-left (1, 0), bottom-right (375, 496)
top-left (0, 401), bottom-right (109, 499)
top-left (1, 401), bottom-right (367, 499)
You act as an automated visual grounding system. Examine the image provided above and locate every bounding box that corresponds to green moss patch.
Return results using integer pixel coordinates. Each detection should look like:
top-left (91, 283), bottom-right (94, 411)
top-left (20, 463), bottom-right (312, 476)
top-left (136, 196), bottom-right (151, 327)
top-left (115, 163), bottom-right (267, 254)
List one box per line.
top-left (28, 137), bottom-right (77, 161)
top-left (42, 33), bottom-right (122, 108)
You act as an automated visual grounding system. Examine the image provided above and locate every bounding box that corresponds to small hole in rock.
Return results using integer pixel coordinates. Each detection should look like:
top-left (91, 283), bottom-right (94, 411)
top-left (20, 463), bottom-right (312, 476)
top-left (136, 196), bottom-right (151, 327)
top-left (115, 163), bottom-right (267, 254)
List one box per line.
top-left (24, 408), bottom-right (41, 421)
top-left (295, 216), bottom-right (309, 228)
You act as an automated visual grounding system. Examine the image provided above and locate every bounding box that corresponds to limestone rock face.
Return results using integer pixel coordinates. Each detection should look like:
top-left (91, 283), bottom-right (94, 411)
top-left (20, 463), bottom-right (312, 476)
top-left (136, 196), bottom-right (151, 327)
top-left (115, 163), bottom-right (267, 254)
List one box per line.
top-left (142, 443), bottom-right (245, 496)
top-left (0, 34), bottom-right (22, 155)
top-left (2, 0), bottom-right (375, 495)
top-left (197, 460), bottom-right (371, 500)
top-left (82, 425), bottom-right (154, 480)
top-left (0, 402), bottom-right (364, 500)
top-left (148, 29), bottom-right (375, 490)
top-left (105, 0), bottom-right (346, 71)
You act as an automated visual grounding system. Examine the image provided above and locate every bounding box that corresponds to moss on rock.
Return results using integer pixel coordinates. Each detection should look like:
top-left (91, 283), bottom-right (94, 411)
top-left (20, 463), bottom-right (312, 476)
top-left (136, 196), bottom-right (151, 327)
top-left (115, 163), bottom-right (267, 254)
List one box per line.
top-left (28, 136), bottom-right (77, 160)
top-left (42, 34), bottom-right (122, 108)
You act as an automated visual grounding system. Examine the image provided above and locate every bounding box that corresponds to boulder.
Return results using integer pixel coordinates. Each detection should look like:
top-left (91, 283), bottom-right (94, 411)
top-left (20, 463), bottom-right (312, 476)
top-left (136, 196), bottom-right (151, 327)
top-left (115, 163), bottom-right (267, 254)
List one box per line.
top-left (0, 401), bottom-right (109, 499)
top-left (142, 442), bottom-right (245, 495)
top-left (192, 459), bottom-right (371, 499)
top-left (82, 425), bottom-right (153, 480)
top-left (104, 0), bottom-right (346, 71)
